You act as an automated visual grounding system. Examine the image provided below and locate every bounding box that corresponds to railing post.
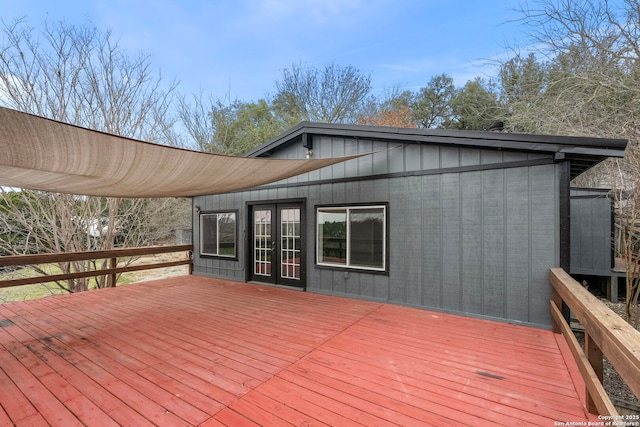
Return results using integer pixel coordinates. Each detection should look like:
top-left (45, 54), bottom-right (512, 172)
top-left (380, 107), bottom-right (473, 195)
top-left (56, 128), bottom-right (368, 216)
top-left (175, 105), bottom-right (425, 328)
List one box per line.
top-left (585, 333), bottom-right (604, 414)
top-left (552, 287), bottom-right (562, 334)
top-left (551, 270), bottom-right (572, 333)
top-left (561, 301), bottom-right (571, 330)
top-left (108, 257), bottom-right (117, 287)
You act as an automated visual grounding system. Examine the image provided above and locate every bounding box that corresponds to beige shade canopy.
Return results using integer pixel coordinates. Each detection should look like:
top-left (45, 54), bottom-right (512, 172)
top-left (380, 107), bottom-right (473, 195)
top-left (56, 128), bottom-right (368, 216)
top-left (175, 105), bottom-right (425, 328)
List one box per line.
top-left (0, 107), bottom-right (360, 198)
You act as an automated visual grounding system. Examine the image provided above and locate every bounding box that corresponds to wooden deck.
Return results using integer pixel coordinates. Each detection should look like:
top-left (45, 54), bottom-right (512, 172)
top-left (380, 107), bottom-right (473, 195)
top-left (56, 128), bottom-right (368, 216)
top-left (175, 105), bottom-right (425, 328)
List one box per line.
top-left (0, 275), bottom-right (598, 426)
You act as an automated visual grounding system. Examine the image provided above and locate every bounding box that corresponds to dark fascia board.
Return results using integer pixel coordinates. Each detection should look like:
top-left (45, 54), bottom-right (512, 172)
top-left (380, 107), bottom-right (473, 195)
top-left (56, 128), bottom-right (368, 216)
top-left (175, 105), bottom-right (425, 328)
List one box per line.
top-left (570, 186), bottom-right (611, 192)
top-left (246, 123), bottom-right (309, 157)
top-left (246, 121), bottom-right (628, 159)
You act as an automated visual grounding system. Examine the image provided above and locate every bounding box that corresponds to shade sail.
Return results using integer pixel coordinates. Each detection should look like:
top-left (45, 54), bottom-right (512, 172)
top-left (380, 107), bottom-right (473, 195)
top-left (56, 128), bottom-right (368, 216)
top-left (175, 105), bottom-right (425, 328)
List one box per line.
top-left (0, 107), bottom-right (360, 198)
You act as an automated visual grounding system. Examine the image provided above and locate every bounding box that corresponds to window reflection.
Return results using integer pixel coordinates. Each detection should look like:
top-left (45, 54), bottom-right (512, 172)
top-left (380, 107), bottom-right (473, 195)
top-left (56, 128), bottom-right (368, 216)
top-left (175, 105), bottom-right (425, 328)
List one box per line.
top-left (317, 206), bottom-right (385, 271)
top-left (200, 212), bottom-right (236, 258)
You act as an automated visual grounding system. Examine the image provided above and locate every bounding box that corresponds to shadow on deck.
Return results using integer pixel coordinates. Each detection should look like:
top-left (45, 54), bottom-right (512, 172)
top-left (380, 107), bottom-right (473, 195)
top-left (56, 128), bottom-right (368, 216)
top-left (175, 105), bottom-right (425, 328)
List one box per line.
top-left (0, 275), bottom-right (597, 426)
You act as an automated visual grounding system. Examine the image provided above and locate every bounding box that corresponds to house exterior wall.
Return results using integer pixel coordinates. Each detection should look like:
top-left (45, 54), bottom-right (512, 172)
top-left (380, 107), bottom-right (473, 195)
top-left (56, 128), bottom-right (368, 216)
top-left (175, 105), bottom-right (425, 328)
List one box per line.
top-left (570, 188), bottom-right (613, 276)
top-left (193, 135), bottom-right (562, 328)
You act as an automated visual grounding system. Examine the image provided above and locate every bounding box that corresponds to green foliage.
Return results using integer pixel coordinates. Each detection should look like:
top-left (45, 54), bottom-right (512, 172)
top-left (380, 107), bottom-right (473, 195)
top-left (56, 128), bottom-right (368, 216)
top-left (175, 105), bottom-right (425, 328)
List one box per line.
top-left (447, 78), bottom-right (502, 131)
top-left (499, 53), bottom-right (547, 104)
top-left (504, 0), bottom-right (640, 139)
top-left (209, 99), bottom-right (292, 155)
top-left (181, 63), bottom-right (375, 154)
top-left (496, 53), bottom-right (548, 133)
top-left (405, 74), bottom-right (501, 131)
top-left (321, 221), bottom-right (346, 238)
top-left (411, 74), bottom-right (456, 128)
top-left (383, 90), bottom-right (414, 112)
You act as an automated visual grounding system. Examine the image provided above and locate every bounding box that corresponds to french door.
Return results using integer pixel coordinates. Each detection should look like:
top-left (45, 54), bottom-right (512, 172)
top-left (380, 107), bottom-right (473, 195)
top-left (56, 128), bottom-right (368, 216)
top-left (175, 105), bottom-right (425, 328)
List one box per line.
top-left (249, 201), bottom-right (305, 288)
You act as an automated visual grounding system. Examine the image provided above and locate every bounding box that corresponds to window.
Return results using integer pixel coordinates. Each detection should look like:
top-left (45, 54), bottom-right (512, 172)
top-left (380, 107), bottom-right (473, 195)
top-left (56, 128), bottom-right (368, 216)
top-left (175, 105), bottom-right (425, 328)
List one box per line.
top-left (317, 205), bottom-right (386, 271)
top-left (200, 212), bottom-right (237, 258)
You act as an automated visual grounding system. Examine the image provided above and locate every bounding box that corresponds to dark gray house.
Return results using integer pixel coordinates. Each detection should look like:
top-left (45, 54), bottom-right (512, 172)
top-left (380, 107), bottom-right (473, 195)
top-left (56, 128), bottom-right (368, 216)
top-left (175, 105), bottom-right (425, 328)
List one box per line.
top-left (570, 187), bottom-right (622, 301)
top-left (192, 123), bottom-right (627, 328)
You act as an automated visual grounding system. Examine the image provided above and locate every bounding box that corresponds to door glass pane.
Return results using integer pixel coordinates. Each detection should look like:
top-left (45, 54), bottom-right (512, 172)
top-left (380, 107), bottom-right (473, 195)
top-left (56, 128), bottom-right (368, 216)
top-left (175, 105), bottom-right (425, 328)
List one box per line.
top-left (280, 208), bottom-right (301, 280)
top-left (254, 209), bottom-right (271, 276)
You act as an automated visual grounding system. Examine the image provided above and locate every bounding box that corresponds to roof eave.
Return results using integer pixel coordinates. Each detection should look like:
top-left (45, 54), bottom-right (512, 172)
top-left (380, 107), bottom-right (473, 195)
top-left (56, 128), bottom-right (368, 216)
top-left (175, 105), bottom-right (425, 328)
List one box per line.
top-left (246, 122), bottom-right (628, 159)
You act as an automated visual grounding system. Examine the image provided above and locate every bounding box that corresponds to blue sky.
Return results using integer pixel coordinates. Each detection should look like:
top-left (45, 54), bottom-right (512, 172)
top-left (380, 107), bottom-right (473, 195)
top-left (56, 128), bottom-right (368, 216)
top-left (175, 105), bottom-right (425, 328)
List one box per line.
top-left (3, 0), bottom-right (527, 102)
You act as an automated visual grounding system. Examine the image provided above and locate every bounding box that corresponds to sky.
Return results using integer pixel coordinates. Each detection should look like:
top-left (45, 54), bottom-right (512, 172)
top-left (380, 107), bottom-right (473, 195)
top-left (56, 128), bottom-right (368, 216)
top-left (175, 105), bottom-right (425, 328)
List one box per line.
top-left (2, 0), bottom-right (528, 102)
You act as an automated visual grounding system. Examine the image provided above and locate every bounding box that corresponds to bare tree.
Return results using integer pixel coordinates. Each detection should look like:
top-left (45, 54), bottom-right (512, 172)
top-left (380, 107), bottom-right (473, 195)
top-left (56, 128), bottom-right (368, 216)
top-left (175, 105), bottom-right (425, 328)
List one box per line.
top-left (357, 86), bottom-right (416, 127)
top-left (512, 0), bottom-right (640, 325)
top-left (177, 93), bottom-right (290, 155)
top-left (611, 148), bottom-right (640, 327)
top-left (177, 91), bottom-right (218, 152)
top-left (273, 62), bottom-right (373, 124)
top-left (512, 0), bottom-right (640, 140)
top-left (0, 18), bottom-right (181, 293)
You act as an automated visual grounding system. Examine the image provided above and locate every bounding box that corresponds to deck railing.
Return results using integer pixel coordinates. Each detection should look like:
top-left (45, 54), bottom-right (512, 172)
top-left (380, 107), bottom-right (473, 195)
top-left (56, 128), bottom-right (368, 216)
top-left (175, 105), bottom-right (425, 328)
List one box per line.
top-left (549, 268), bottom-right (640, 416)
top-left (0, 245), bottom-right (193, 289)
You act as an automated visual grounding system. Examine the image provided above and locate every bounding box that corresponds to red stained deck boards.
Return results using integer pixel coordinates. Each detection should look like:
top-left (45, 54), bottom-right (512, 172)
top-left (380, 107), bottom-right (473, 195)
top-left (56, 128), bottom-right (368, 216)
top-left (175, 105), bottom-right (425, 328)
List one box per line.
top-left (0, 276), bottom-right (597, 426)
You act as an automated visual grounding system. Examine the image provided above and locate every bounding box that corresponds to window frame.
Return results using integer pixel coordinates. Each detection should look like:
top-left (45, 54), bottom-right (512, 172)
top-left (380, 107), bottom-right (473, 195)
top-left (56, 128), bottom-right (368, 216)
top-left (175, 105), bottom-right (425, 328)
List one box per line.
top-left (315, 203), bottom-right (388, 273)
top-left (199, 210), bottom-right (239, 260)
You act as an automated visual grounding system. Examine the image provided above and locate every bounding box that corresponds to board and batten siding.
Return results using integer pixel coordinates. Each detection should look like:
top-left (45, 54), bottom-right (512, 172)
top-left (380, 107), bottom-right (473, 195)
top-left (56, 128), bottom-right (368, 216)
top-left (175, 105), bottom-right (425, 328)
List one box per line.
top-left (193, 136), bottom-right (561, 328)
top-left (570, 189), bottom-right (613, 276)
top-left (299, 164), bottom-right (559, 328)
top-left (265, 134), bottom-right (550, 182)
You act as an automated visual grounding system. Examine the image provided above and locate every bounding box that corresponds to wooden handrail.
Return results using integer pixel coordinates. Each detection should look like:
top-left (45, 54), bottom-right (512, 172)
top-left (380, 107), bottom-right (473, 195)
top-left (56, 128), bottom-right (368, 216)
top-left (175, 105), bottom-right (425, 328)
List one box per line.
top-left (0, 245), bottom-right (193, 289)
top-left (0, 245), bottom-right (192, 267)
top-left (549, 268), bottom-right (640, 415)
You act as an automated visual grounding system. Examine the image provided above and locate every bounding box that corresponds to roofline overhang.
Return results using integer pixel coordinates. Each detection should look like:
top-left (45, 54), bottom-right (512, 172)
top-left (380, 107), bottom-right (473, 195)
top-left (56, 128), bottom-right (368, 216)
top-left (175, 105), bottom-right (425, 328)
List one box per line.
top-left (246, 122), bottom-right (628, 160)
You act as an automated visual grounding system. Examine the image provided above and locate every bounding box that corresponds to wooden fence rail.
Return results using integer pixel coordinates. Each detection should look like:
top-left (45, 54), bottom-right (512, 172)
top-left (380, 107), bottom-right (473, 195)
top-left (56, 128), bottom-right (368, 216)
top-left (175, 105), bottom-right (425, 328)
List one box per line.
top-left (549, 268), bottom-right (640, 416)
top-left (0, 245), bottom-right (193, 289)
